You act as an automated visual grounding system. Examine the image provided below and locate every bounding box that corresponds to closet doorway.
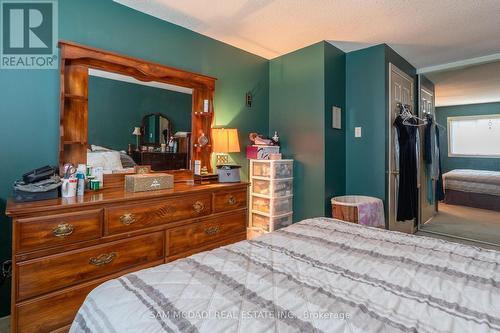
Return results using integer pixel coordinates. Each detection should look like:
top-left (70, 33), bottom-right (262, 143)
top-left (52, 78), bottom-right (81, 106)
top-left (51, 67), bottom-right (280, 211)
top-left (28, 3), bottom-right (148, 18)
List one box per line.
top-left (388, 63), bottom-right (415, 234)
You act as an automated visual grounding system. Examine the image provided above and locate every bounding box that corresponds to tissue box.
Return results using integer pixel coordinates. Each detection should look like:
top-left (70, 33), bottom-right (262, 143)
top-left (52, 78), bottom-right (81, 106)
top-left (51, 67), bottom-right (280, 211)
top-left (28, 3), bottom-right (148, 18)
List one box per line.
top-left (246, 145), bottom-right (280, 160)
top-left (125, 173), bottom-right (174, 192)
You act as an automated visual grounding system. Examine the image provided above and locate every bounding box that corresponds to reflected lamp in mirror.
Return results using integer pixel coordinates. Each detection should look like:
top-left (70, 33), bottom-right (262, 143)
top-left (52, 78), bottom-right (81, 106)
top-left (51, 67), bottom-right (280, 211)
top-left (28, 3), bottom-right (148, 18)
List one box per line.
top-left (212, 128), bottom-right (240, 165)
top-left (132, 127), bottom-right (141, 151)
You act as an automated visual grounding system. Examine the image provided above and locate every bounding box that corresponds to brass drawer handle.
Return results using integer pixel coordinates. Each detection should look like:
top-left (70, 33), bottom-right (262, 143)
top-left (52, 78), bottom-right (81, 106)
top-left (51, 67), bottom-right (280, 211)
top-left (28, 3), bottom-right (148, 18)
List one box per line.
top-left (120, 213), bottom-right (136, 225)
top-left (227, 195), bottom-right (237, 205)
top-left (204, 225), bottom-right (220, 236)
top-left (52, 223), bottom-right (74, 237)
top-left (193, 201), bottom-right (205, 213)
top-left (89, 252), bottom-right (116, 266)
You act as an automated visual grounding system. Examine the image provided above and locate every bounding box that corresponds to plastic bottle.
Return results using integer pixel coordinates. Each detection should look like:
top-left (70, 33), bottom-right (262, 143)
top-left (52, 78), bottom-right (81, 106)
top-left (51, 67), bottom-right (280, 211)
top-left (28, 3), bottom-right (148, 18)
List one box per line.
top-left (76, 172), bottom-right (85, 196)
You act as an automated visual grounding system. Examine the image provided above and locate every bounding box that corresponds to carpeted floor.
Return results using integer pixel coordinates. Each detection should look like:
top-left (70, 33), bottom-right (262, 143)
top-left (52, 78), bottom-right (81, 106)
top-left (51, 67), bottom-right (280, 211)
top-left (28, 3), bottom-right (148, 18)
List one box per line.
top-left (420, 203), bottom-right (500, 246)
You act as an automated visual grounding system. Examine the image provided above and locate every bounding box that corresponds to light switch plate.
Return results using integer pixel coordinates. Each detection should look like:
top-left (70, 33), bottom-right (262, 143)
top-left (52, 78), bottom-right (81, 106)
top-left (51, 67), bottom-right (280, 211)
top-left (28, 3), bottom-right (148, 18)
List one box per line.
top-left (355, 127), bottom-right (362, 138)
top-left (332, 106), bottom-right (341, 129)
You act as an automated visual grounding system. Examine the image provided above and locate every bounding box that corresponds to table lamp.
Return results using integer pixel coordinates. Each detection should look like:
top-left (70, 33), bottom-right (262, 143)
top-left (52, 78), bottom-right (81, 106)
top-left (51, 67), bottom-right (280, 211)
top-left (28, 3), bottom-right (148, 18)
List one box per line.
top-left (132, 127), bottom-right (141, 151)
top-left (212, 128), bottom-right (240, 165)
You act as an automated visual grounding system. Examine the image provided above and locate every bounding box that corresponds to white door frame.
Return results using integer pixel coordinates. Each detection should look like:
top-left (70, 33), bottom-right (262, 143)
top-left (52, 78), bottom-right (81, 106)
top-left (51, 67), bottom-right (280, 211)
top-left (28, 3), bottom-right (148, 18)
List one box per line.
top-left (417, 78), bottom-right (436, 228)
top-left (387, 63), bottom-right (415, 233)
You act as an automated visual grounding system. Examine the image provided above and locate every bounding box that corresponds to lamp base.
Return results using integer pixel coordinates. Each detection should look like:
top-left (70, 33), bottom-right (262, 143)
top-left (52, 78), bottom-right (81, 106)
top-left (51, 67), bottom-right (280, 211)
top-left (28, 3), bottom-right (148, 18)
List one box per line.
top-left (216, 154), bottom-right (229, 165)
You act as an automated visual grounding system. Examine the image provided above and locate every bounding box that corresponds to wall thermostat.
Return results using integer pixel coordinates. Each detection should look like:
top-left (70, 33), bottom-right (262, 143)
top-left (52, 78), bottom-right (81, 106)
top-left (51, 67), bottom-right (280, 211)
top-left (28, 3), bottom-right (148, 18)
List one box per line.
top-left (332, 106), bottom-right (341, 129)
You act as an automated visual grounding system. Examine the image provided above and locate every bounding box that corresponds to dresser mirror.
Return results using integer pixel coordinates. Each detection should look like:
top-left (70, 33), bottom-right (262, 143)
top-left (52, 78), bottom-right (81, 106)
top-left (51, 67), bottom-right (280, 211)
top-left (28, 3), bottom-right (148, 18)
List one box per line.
top-left (59, 41), bottom-right (216, 183)
top-left (87, 68), bottom-right (193, 171)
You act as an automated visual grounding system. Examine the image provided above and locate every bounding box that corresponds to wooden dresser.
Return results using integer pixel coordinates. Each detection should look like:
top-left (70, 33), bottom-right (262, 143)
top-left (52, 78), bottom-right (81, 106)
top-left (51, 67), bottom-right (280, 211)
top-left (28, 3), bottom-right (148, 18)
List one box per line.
top-left (6, 182), bottom-right (248, 333)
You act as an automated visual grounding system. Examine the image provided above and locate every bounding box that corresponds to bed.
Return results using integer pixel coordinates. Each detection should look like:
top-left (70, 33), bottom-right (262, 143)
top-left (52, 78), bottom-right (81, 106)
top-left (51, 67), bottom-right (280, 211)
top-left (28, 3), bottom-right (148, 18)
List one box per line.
top-left (70, 218), bottom-right (500, 333)
top-left (443, 169), bottom-right (500, 211)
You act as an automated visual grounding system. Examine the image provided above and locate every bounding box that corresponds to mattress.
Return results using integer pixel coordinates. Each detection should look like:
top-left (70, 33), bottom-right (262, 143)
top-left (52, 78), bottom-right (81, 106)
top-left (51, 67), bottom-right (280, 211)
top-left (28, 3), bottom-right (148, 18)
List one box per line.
top-left (443, 169), bottom-right (500, 196)
top-left (70, 218), bottom-right (500, 333)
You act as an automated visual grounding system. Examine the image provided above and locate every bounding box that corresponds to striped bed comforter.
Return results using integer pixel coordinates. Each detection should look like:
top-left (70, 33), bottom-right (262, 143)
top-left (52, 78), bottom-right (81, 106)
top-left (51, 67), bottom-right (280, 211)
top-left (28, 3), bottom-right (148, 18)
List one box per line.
top-left (70, 218), bottom-right (500, 333)
top-left (443, 169), bottom-right (500, 196)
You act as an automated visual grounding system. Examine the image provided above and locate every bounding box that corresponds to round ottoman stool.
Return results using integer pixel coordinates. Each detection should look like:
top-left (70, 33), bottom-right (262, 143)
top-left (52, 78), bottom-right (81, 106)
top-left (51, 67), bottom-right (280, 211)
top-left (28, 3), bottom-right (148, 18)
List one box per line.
top-left (331, 195), bottom-right (385, 228)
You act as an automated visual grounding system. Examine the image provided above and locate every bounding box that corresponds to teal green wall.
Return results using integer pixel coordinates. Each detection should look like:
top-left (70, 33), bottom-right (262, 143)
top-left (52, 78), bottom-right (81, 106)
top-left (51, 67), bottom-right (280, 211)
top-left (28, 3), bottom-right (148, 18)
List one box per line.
top-left (88, 76), bottom-right (192, 151)
top-left (269, 41), bottom-right (345, 221)
top-left (0, 0), bottom-right (269, 316)
top-left (345, 45), bottom-right (416, 211)
top-left (345, 45), bottom-right (386, 200)
top-left (436, 102), bottom-right (500, 172)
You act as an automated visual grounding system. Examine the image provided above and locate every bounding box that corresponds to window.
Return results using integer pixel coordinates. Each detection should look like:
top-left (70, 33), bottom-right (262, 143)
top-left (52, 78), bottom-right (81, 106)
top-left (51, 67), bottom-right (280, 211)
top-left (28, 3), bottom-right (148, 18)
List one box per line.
top-left (448, 114), bottom-right (500, 157)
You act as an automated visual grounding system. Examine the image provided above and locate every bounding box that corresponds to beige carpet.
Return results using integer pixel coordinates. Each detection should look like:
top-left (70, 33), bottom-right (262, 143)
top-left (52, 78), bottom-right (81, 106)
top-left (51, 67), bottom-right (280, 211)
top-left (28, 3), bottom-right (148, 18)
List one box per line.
top-left (420, 203), bottom-right (500, 246)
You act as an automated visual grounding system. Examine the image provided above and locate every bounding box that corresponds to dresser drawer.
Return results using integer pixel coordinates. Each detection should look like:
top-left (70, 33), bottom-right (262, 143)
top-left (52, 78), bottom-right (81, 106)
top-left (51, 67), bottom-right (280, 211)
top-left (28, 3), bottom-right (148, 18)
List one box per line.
top-left (15, 259), bottom-right (162, 333)
top-left (16, 281), bottom-right (97, 333)
top-left (17, 232), bottom-right (164, 300)
top-left (213, 189), bottom-right (247, 213)
top-left (167, 211), bottom-right (246, 256)
top-left (16, 209), bottom-right (102, 252)
top-left (105, 194), bottom-right (212, 235)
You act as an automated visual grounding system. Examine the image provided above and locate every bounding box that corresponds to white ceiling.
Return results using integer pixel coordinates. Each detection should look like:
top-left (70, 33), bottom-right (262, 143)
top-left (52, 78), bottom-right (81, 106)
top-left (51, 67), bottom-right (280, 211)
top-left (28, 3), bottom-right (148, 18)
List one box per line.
top-left (426, 61), bottom-right (500, 107)
top-left (115, 0), bottom-right (500, 69)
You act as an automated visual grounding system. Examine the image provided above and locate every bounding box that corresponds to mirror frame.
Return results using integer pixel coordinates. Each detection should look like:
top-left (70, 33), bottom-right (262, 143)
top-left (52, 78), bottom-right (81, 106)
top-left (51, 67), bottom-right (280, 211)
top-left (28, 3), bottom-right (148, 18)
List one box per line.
top-left (58, 41), bottom-right (216, 182)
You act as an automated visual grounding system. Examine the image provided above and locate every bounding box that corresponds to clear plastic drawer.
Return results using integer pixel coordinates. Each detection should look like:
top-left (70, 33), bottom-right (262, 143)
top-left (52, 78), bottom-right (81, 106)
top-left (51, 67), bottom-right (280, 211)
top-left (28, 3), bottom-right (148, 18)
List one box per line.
top-left (251, 160), bottom-right (293, 179)
top-left (251, 212), bottom-right (293, 232)
top-left (247, 227), bottom-right (266, 240)
top-left (252, 178), bottom-right (293, 197)
top-left (252, 195), bottom-right (293, 216)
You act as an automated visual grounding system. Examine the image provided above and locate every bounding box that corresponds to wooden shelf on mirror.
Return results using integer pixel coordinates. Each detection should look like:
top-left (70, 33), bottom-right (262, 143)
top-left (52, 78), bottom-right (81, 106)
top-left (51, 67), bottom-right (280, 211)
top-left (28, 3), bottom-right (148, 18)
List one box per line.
top-left (63, 140), bottom-right (87, 145)
top-left (64, 93), bottom-right (88, 101)
top-left (194, 112), bottom-right (213, 117)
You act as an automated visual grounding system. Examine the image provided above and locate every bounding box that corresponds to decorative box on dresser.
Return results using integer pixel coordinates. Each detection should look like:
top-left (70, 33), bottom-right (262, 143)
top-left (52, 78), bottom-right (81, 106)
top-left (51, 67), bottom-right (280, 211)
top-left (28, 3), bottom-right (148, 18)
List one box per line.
top-left (6, 182), bottom-right (248, 333)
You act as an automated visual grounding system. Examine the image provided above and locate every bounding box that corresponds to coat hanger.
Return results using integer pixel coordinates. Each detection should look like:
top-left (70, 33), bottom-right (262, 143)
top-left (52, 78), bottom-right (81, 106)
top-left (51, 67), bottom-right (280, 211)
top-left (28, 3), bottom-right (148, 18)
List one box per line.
top-left (398, 104), bottom-right (427, 127)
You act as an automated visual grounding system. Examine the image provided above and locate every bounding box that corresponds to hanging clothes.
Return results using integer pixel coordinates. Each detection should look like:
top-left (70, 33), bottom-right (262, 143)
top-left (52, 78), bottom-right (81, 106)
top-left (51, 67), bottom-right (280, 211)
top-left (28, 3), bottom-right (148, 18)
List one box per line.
top-left (424, 114), bottom-right (435, 204)
top-left (394, 114), bottom-right (419, 221)
top-left (435, 125), bottom-right (445, 201)
top-left (424, 114), bottom-right (433, 164)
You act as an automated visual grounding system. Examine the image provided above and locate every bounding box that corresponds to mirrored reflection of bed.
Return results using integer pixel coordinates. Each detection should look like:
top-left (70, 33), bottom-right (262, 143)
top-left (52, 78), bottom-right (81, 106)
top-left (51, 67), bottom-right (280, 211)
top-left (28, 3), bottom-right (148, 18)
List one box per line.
top-left (87, 69), bottom-right (192, 174)
top-left (443, 169), bottom-right (500, 211)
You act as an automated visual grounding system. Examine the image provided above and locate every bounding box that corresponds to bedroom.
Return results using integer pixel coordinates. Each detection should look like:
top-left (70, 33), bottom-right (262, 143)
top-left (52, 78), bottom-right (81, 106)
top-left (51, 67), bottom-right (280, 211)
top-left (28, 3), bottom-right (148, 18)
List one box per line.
top-left (1, 1), bottom-right (500, 332)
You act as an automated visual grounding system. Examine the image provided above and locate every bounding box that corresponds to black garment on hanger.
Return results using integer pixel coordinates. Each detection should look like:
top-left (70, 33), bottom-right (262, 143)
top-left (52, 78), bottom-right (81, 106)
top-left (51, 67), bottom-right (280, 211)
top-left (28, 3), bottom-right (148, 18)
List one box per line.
top-left (394, 115), bottom-right (419, 221)
top-left (424, 114), bottom-right (433, 164)
top-left (435, 125), bottom-right (445, 201)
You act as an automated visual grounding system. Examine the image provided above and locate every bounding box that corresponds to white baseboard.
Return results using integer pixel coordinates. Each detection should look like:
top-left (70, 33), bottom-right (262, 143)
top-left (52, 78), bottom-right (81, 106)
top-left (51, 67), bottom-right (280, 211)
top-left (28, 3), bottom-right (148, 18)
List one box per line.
top-left (0, 316), bottom-right (10, 333)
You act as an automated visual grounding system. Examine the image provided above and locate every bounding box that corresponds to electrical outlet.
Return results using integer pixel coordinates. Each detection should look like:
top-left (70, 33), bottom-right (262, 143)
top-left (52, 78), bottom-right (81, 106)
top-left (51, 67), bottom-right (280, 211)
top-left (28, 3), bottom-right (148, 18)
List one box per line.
top-left (355, 127), bottom-right (362, 138)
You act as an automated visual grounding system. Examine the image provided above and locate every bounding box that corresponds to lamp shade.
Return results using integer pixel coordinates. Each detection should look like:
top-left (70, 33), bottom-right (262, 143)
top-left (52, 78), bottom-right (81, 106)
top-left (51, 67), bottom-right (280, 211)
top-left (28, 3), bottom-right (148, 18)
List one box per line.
top-left (132, 127), bottom-right (141, 136)
top-left (212, 128), bottom-right (240, 153)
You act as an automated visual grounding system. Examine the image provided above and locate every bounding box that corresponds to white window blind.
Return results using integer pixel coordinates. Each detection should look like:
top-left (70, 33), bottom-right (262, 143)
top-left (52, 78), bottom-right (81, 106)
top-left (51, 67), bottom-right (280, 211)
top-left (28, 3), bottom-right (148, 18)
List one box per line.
top-left (448, 114), bottom-right (500, 157)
